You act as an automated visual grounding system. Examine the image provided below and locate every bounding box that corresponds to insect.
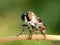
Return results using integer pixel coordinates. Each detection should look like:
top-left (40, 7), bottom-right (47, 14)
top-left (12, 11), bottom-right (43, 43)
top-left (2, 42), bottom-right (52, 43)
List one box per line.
top-left (17, 11), bottom-right (46, 39)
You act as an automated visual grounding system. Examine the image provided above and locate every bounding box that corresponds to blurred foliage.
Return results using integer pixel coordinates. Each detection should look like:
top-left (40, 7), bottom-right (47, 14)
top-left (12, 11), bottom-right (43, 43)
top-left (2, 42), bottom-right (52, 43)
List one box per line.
top-left (0, 0), bottom-right (60, 45)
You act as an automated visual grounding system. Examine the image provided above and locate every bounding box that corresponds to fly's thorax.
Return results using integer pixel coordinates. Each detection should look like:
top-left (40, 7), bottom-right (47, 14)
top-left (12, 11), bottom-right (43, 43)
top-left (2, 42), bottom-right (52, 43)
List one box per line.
top-left (28, 14), bottom-right (32, 20)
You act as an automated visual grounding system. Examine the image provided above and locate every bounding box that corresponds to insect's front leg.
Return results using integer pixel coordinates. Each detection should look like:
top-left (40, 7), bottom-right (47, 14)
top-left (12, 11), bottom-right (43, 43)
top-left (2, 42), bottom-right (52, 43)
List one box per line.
top-left (17, 24), bottom-right (28, 37)
top-left (17, 26), bottom-right (24, 37)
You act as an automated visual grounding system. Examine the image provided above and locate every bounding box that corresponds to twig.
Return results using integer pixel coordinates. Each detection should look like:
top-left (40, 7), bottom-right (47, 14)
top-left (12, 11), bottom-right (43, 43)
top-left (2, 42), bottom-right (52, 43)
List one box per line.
top-left (0, 35), bottom-right (60, 42)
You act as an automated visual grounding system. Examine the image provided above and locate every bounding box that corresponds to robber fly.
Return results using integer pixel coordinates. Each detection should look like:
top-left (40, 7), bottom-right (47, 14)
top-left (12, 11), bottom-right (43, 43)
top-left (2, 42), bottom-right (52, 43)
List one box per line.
top-left (17, 11), bottom-right (46, 39)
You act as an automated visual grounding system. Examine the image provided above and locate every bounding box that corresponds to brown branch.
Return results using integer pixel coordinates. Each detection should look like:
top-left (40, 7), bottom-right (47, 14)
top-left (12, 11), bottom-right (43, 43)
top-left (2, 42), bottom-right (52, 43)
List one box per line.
top-left (0, 35), bottom-right (60, 42)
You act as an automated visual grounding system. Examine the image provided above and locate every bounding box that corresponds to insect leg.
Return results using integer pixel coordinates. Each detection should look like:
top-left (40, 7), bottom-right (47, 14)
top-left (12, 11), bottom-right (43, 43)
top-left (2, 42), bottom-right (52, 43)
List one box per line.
top-left (40, 29), bottom-right (46, 39)
top-left (28, 30), bottom-right (33, 39)
top-left (17, 26), bottom-right (24, 37)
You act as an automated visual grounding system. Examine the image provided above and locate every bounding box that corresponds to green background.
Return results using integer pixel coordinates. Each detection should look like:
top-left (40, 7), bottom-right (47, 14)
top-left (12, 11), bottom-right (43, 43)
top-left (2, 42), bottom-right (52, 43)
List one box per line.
top-left (0, 0), bottom-right (60, 45)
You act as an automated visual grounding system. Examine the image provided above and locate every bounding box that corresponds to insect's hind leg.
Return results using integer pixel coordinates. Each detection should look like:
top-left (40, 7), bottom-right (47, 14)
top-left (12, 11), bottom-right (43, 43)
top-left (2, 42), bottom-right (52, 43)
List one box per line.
top-left (40, 29), bottom-right (46, 39)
